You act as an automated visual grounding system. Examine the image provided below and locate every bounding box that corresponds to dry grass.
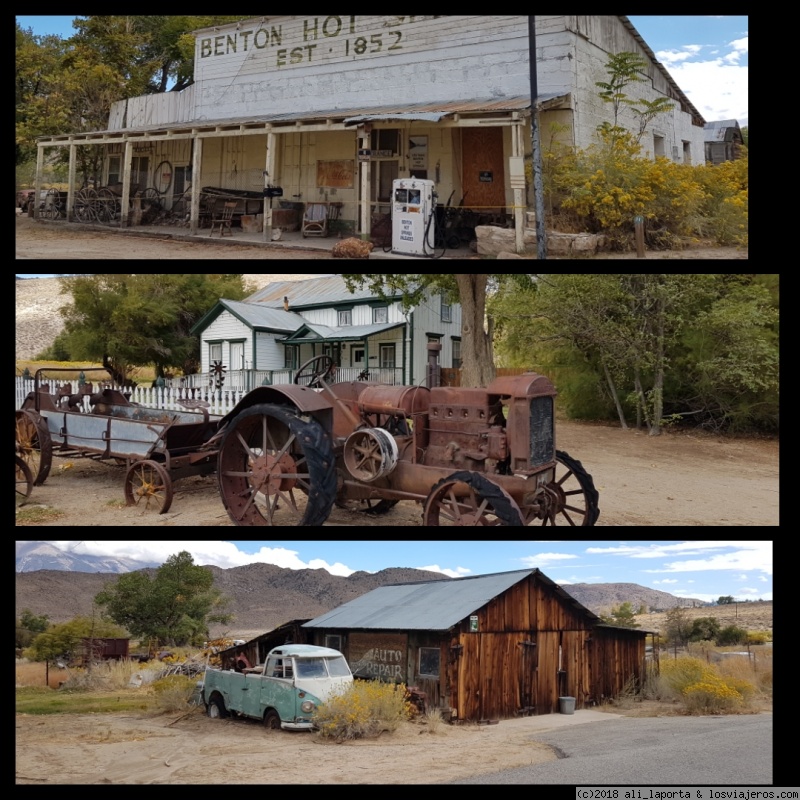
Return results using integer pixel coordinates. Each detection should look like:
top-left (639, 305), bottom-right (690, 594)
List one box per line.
top-left (16, 660), bottom-right (69, 690)
top-left (643, 601), bottom-right (773, 636)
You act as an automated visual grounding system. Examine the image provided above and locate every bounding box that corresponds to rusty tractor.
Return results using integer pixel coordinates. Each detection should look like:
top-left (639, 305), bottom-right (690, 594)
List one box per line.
top-left (214, 350), bottom-right (599, 526)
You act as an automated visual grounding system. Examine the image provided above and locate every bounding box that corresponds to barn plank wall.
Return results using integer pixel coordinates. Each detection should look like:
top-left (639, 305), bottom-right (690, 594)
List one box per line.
top-left (308, 572), bottom-right (646, 722)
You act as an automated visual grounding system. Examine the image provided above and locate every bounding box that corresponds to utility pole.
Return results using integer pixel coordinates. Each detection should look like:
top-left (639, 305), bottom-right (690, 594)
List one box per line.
top-left (528, 16), bottom-right (547, 260)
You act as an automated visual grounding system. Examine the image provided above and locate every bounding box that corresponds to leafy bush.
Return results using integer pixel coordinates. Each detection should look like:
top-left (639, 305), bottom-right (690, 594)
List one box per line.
top-left (716, 625), bottom-right (748, 646)
top-left (313, 680), bottom-right (416, 741)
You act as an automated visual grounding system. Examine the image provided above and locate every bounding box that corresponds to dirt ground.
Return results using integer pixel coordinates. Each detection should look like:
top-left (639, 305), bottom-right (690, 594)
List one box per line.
top-left (15, 215), bottom-right (745, 259)
top-left (15, 216), bottom-right (332, 260)
top-left (15, 418), bottom-right (779, 527)
top-left (15, 708), bottom-right (558, 784)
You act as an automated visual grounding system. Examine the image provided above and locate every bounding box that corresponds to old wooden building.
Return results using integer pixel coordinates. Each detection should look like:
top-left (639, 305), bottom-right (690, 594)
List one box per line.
top-left (303, 568), bottom-right (647, 720)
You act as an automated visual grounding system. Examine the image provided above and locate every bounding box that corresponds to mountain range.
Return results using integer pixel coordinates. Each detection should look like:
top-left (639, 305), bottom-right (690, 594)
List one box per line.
top-left (15, 541), bottom-right (160, 574)
top-left (15, 548), bottom-right (704, 639)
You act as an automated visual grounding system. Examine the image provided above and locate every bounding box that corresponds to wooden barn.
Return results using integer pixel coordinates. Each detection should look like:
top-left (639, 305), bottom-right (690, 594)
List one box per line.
top-left (303, 568), bottom-right (647, 721)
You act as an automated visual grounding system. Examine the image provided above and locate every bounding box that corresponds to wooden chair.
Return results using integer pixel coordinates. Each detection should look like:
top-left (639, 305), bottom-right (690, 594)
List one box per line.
top-left (209, 201), bottom-right (236, 237)
top-left (302, 202), bottom-right (329, 237)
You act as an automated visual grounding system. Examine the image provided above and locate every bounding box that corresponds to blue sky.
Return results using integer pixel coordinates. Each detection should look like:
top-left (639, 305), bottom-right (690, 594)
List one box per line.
top-left (16, 15), bottom-right (748, 127)
top-left (21, 540), bottom-right (772, 604)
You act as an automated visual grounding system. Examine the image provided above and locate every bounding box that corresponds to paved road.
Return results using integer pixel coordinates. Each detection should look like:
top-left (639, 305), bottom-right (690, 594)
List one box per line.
top-left (453, 714), bottom-right (773, 785)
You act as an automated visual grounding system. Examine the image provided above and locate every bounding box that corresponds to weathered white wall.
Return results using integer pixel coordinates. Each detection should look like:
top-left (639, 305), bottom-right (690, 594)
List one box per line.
top-left (567, 16), bottom-right (705, 163)
top-left (201, 310), bottom-right (253, 375)
top-left (192, 16), bottom-right (534, 119)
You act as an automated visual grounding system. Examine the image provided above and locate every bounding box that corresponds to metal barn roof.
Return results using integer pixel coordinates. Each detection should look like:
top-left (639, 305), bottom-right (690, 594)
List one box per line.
top-left (245, 275), bottom-right (387, 309)
top-left (304, 569), bottom-right (599, 632)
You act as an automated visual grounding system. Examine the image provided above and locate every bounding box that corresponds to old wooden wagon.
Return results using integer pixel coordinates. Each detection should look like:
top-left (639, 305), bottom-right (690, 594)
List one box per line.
top-left (302, 568), bottom-right (648, 721)
top-left (16, 368), bottom-right (220, 513)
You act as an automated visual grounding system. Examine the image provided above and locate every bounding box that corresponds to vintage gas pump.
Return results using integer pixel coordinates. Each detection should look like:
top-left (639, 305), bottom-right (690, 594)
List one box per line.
top-left (391, 178), bottom-right (436, 257)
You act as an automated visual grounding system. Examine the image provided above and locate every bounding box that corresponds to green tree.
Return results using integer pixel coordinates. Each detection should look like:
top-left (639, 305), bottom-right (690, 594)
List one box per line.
top-left (595, 52), bottom-right (674, 143)
top-left (16, 609), bottom-right (51, 649)
top-left (58, 273), bottom-right (249, 381)
top-left (717, 596), bottom-right (735, 605)
top-left (341, 274), bottom-right (534, 387)
top-left (25, 616), bottom-right (127, 662)
top-left (740, 126), bottom-right (748, 148)
top-left (600, 601), bottom-right (640, 628)
top-left (663, 606), bottom-right (692, 647)
top-left (95, 551), bottom-right (232, 646)
top-left (716, 624), bottom-right (747, 646)
top-left (688, 617), bottom-right (721, 642)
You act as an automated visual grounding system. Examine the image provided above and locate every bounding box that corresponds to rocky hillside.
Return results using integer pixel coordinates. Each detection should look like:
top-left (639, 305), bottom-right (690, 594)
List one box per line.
top-left (15, 563), bottom-right (723, 641)
top-left (15, 274), bottom-right (322, 360)
top-left (15, 564), bottom-right (451, 639)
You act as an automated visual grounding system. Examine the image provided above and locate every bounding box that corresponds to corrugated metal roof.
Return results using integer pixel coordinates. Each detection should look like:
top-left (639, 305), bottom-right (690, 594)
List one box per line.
top-left (284, 320), bottom-right (406, 343)
top-left (304, 569), bottom-right (599, 632)
top-left (246, 275), bottom-right (395, 308)
top-left (220, 298), bottom-right (304, 332)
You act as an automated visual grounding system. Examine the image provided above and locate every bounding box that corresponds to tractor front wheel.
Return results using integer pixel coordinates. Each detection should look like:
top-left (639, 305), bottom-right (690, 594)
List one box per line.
top-left (423, 471), bottom-right (524, 526)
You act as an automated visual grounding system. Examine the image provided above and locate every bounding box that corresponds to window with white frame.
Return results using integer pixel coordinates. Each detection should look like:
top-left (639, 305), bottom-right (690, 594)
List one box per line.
top-left (452, 338), bottom-right (462, 369)
top-left (380, 344), bottom-right (396, 369)
top-left (338, 309), bottom-right (353, 326)
top-left (373, 306), bottom-right (388, 324)
top-left (209, 342), bottom-right (222, 366)
top-left (441, 295), bottom-right (452, 323)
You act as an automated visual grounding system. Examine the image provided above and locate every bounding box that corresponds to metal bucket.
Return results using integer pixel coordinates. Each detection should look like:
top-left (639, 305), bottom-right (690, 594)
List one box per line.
top-left (558, 696), bottom-right (575, 715)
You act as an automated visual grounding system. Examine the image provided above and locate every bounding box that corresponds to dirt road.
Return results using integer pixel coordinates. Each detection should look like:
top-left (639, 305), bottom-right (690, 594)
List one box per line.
top-left (16, 419), bottom-right (779, 527)
top-left (15, 708), bottom-right (559, 784)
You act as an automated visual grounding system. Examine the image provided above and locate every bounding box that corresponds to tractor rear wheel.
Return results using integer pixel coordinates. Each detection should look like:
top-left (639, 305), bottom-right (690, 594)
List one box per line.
top-left (217, 403), bottom-right (336, 526)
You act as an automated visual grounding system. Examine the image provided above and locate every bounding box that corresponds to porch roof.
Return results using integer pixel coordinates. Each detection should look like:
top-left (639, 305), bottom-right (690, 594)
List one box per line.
top-left (35, 95), bottom-right (568, 146)
top-left (281, 320), bottom-right (406, 344)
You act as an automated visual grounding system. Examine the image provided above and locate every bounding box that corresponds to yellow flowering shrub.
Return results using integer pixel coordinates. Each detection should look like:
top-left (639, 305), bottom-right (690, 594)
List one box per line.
top-left (313, 680), bottom-right (416, 741)
top-left (545, 129), bottom-right (748, 249)
top-left (682, 680), bottom-right (743, 714)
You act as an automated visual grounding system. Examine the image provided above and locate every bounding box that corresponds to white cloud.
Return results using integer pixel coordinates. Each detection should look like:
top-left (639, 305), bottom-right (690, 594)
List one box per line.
top-left (735, 574), bottom-right (748, 581)
top-left (30, 540), bottom-right (357, 576)
top-left (417, 564), bottom-right (471, 579)
top-left (653, 579), bottom-right (679, 584)
top-left (521, 552), bottom-right (579, 567)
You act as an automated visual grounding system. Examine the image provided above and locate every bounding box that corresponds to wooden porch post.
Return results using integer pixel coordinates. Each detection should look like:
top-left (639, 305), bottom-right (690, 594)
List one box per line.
top-left (190, 136), bottom-right (203, 235)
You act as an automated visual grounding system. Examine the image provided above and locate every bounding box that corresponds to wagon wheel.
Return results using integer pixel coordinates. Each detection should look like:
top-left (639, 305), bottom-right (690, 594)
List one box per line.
top-left (217, 403), bottom-right (337, 526)
top-left (154, 160), bottom-right (173, 195)
top-left (294, 355), bottom-right (335, 388)
top-left (95, 187), bottom-right (118, 222)
top-left (519, 450), bottom-right (600, 526)
top-left (74, 188), bottom-right (96, 222)
top-left (15, 409), bottom-right (52, 486)
top-left (141, 187), bottom-right (163, 209)
top-left (124, 459), bottom-right (174, 514)
top-left (16, 456), bottom-right (33, 499)
top-left (335, 498), bottom-right (400, 515)
top-left (423, 471), bottom-right (524, 526)
top-left (42, 189), bottom-right (61, 220)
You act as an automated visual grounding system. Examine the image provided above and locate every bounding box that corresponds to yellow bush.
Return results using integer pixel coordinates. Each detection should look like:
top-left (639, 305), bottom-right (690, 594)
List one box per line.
top-left (313, 680), bottom-right (416, 741)
top-left (659, 657), bottom-right (716, 694)
top-left (682, 680), bottom-right (743, 714)
top-left (546, 129), bottom-right (748, 248)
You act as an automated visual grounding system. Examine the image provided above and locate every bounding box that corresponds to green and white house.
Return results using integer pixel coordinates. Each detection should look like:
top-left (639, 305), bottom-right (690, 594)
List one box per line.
top-left (190, 275), bottom-right (462, 389)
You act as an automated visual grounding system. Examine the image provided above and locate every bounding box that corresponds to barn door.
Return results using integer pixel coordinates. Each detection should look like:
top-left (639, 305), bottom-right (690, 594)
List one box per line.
top-left (461, 128), bottom-right (506, 212)
top-left (519, 636), bottom-right (537, 715)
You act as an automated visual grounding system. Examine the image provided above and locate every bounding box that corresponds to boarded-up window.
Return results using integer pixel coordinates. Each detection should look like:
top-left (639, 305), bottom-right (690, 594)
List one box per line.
top-left (419, 647), bottom-right (440, 678)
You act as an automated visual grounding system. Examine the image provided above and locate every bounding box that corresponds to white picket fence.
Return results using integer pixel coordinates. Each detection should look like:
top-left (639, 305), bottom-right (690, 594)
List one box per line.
top-left (15, 377), bottom-right (246, 416)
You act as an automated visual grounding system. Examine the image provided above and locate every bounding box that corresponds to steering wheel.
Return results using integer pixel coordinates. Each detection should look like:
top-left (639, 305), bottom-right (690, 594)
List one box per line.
top-left (294, 355), bottom-right (335, 388)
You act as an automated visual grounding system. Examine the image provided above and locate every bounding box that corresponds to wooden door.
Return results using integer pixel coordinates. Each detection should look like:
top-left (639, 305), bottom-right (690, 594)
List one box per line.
top-left (461, 128), bottom-right (506, 211)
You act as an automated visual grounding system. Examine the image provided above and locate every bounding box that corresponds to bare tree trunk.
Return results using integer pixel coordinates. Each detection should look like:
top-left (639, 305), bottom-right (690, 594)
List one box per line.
top-left (456, 274), bottom-right (496, 387)
top-left (634, 369), bottom-right (652, 432)
top-left (602, 360), bottom-right (628, 429)
top-left (649, 310), bottom-right (665, 436)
